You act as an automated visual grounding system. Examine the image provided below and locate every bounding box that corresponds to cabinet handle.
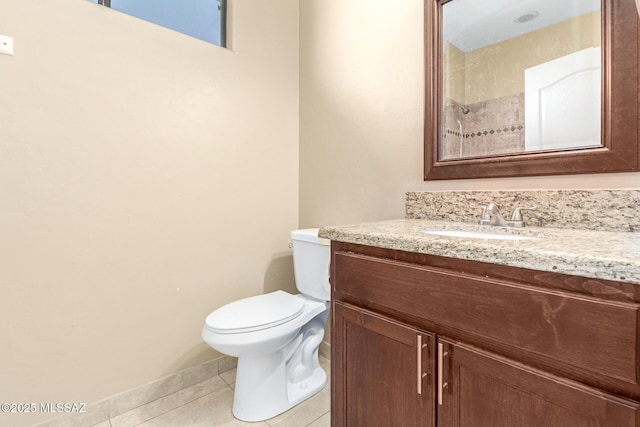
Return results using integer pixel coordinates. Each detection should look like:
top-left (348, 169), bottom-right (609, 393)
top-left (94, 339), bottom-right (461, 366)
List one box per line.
top-left (417, 335), bottom-right (423, 395)
top-left (438, 342), bottom-right (449, 405)
top-left (416, 335), bottom-right (428, 395)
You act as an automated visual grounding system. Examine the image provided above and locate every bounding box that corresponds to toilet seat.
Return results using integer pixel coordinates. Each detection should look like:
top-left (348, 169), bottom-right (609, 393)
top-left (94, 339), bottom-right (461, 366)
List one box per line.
top-left (205, 291), bottom-right (305, 334)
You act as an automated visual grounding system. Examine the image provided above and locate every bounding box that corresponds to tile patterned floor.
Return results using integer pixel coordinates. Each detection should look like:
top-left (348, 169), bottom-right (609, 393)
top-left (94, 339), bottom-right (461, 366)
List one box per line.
top-left (109, 357), bottom-right (330, 427)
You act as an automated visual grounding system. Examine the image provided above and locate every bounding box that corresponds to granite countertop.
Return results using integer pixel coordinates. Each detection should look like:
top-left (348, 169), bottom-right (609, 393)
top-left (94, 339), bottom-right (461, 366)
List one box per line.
top-left (319, 219), bottom-right (640, 285)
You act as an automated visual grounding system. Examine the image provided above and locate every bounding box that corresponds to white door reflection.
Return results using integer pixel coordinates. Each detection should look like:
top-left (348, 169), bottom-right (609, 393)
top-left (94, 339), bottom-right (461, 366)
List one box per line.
top-left (525, 47), bottom-right (601, 151)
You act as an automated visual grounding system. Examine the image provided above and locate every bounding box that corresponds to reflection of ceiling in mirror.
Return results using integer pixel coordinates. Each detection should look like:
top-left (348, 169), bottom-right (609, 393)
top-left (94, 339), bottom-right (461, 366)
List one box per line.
top-left (443, 0), bottom-right (600, 52)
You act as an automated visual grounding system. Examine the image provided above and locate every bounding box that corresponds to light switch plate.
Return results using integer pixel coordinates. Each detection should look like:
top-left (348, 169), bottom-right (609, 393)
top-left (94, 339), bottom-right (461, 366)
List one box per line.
top-left (0, 34), bottom-right (14, 56)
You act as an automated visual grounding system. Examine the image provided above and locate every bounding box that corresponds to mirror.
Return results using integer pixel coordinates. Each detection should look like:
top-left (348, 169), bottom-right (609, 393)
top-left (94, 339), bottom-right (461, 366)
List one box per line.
top-left (88, 0), bottom-right (227, 48)
top-left (424, 0), bottom-right (640, 180)
top-left (441, 0), bottom-right (601, 159)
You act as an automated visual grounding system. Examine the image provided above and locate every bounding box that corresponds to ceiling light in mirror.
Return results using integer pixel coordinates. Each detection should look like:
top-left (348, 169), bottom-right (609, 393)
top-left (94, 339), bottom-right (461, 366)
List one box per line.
top-left (514, 11), bottom-right (539, 24)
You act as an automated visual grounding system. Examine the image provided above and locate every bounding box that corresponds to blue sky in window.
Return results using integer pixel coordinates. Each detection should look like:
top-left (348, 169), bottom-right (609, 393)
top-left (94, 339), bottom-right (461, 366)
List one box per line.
top-left (88, 0), bottom-right (223, 46)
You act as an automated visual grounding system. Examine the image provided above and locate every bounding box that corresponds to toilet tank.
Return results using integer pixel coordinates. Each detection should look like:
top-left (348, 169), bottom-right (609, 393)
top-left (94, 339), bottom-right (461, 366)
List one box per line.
top-left (290, 228), bottom-right (331, 301)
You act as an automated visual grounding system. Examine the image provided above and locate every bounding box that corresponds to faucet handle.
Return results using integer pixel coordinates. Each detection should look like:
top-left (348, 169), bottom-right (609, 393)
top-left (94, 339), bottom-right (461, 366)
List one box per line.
top-left (510, 206), bottom-right (537, 222)
top-left (471, 204), bottom-right (488, 216)
top-left (471, 204), bottom-right (490, 225)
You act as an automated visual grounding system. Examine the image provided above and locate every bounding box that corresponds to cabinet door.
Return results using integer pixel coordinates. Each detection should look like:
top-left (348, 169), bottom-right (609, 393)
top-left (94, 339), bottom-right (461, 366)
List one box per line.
top-left (332, 301), bottom-right (435, 427)
top-left (437, 338), bottom-right (640, 427)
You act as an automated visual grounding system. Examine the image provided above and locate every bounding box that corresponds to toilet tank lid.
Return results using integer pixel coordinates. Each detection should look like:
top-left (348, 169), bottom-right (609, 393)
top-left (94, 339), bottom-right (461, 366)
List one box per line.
top-left (205, 291), bottom-right (304, 334)
top-left (291, 228), bottom-right (330, 245)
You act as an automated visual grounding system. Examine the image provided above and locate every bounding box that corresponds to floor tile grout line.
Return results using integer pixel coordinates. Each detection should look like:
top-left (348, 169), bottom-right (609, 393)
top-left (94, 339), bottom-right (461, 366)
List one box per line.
top-left (312, 410), bottom-right (330, 426)
top-left (303, 409), bottom-right (330, 427)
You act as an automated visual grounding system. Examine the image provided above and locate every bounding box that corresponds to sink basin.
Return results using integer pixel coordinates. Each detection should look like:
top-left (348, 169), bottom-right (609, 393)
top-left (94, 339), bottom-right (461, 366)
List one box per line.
top-left (419, 229), bottom-right (538, 241)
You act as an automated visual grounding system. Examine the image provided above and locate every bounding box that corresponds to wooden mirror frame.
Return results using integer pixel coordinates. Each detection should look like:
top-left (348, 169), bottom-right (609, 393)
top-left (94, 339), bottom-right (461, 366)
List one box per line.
top-left (424, 0), bottom-right (640, 180)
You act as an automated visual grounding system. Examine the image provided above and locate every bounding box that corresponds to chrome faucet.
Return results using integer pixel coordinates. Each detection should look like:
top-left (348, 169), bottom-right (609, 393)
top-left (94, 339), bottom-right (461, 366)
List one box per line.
top-left (472, 203), bottom-right (536, 228)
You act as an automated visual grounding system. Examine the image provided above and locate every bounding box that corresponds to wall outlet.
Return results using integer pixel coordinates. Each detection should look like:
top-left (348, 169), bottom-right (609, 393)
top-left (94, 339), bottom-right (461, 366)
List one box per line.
top-left (0, 34), bottom-right (14, 56)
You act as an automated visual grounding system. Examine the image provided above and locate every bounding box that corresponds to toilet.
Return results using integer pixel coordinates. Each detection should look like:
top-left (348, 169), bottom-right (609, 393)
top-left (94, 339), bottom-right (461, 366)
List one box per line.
top-left (201, 228), bottom-right (331, 422)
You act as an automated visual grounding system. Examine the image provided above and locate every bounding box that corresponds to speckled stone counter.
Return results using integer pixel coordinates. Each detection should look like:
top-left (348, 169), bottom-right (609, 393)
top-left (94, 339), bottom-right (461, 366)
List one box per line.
top-left (406, 189), bottom-right (640, 232)
top-left (319, 219), bottom-right (640, 285)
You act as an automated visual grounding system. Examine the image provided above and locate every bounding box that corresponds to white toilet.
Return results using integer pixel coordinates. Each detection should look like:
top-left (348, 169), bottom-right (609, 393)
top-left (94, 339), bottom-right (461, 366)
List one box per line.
top-left (201, 228), bottom-right (331, 422)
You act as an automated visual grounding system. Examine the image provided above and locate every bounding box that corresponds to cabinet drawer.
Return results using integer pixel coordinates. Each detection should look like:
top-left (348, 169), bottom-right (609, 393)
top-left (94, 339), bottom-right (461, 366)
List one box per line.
top-left (333, 251), bottom-right (640, 384)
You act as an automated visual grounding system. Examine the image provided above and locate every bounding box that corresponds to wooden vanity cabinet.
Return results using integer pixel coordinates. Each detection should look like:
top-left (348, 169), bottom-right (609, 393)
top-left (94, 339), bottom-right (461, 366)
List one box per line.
top-left (330, 242), bottom-right (640, 427)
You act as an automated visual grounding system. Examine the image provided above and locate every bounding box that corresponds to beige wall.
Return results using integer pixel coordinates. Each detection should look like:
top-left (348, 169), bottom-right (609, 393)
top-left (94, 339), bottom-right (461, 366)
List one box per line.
top-left (443, 42), bottom-right (465, 103)
top-left (465, 11), bottom-right (601, 103)
top-left (0, 0), bottom-right (298, 425)
top-left (299, 0), bottom-right (639, 228)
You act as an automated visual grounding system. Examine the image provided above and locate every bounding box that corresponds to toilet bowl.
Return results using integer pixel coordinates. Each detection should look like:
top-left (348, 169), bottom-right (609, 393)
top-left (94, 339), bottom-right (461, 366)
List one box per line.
top-left (201, 229), bottom-right (330, 422)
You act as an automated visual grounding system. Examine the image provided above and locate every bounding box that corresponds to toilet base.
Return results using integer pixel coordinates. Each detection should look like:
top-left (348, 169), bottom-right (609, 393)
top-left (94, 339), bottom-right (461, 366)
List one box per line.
top-left (231, 350), bottom-right (327, 422)
top-left (230, 314), bottom-right (328, 422)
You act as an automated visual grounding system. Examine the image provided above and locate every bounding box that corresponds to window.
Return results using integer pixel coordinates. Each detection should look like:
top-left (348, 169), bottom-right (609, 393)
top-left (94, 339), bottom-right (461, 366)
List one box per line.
top-left (89, 0), bottom-right (227, 47)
